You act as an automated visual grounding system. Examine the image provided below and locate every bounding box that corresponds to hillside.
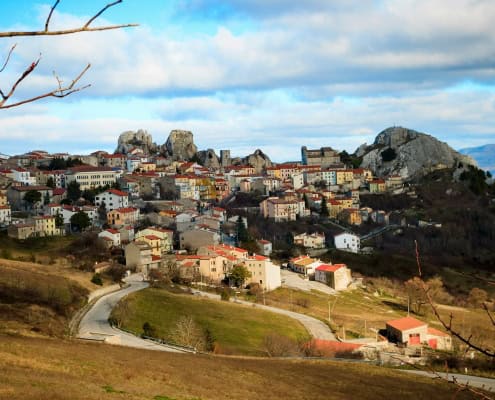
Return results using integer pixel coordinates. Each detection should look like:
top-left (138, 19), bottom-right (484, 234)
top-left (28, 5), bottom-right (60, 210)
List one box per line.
top-left (0, 258), bottom-right (95, 337)
top-left (358, 127), bottom-right (476, 179)
top-left (0, 335), bottom-right (474, 400)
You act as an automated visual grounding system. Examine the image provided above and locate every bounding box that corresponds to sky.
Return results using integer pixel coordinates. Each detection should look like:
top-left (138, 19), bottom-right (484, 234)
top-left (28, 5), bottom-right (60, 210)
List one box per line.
top-left (1, 0), bottom-right (495, 161)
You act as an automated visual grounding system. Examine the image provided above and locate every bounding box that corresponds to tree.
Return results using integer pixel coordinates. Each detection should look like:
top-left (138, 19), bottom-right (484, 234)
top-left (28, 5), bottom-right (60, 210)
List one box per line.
top-left (67, 181), bottom-right (81, 202)
top-left (24, 190), bottom-right (42, 209)
top-left (97, 201), bottom-right (107, 223)
top-left (43, 191), bottom-right (51, 205)
top-left (320, 196), bottom-right (329, 217)
top-left (236, 217), bottom-right (249, 244)
top-left (0, 1), bottom-right (137, 109)
top-left (170, 316), bottom-right (206, 350)
top-left (303, 193), bottom-right (309, 209)
top-left (70, 210), bottom-right (90, 231)
top-left (46, 177), bottom-right (55, 188)
top-left (55, 212), bottom-right (64, 228)
top-left (467, 287), bottom-right (488, 308)
top-left (227, 264), bottom-right (252, 288)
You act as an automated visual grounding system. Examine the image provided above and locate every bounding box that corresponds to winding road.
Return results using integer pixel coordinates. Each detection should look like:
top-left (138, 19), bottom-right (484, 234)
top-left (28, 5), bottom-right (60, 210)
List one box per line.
top-left (77, 273), bottom-right (336, 353)
top-left (77, 275), bottom-right (186, 352)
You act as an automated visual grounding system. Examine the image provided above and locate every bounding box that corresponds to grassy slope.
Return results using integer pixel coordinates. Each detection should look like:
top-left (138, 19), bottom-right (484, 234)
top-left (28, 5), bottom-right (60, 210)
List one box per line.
top-left (0, 335), bottom-right (474, 400)
top-left (0, 258), bottom-right (90, 337)
top-left (264, 286), bottom-right (495, 350)
top-left (117, 288), bottom-right (310, 356)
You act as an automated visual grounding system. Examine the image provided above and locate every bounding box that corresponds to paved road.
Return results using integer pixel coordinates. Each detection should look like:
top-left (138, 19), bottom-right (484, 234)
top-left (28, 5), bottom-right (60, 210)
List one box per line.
top-left (78, 275), bottom-right (186, 352)
top-left (402, 370), bottom-right (495, 393)
top-left (196, 289), bottom-right (336, 340)
top-left (281, 269), bottom-right (337, 295)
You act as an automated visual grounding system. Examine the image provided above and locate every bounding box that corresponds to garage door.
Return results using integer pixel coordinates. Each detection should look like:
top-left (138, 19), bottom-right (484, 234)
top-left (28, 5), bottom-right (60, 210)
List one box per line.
top-left (409, 333), bottom-right (420, 345)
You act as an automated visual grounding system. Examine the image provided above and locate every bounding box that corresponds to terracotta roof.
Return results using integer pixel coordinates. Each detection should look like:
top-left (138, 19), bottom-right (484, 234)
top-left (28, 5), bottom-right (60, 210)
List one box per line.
top-left (316, 264), bottom-right (345, 272)
top-left (387, 317), bottom-right (427, 332)
top-left (427, 327), bottom-right (449, 337)
top-left (151, 255), bottom-right (161, 261)
top-left (145, 235), bottom-right (161, 241)
top-left (52, 188), bottom-right (66, 195)
top-left (258, 239), bottom-right (271, 244)
top-left (11, 185), bottom-right (51, 191)
top-left (115, 207), bottom-right (137, 214)
top-left (105, 228), bottom-right (120, 234)
top-left (106, 189), bottom-right (128, 197)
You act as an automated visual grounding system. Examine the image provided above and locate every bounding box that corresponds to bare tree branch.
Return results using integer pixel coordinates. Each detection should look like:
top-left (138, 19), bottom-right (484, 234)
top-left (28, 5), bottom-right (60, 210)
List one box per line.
top-left (391, 355), bottom-right (493, 400)
top-left (0, 63), bottom-right (91, 109)
top-left (414, 241), bottom-right (495, 358)
top-left (482, 303), bottom-right (495, 327)
top-left (0, 0), bottom-right (137, 37)
top-left (0, 44), bottom-right (17, 73)
top-left (0, 1), bottom-right (136, 109)
top-left (45, 0), bottom-right (61, 32)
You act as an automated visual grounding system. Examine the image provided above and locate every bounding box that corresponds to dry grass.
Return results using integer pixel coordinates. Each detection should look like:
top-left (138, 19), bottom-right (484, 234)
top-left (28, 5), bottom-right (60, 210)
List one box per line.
top-left (0, 335), bottom-right (475, 400)
top-left (264, 287), bottom-right (495, 349)
top-left (0, 259), bottom-right (89, 337)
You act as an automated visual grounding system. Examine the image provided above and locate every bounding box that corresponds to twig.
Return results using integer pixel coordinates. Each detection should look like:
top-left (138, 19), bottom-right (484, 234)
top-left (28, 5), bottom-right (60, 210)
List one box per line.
top-left (84, 0), bottom-right (123, 29)
top-left (482, 303), bottom-right (495, 327)
top-left (0, 0), bottom-right (138, 38)
top-left (391, 355), bottom-right (493, 400)
top-left (0, 44), bottom-right (17, 73)
top-left (45, 0), bottom-right (61, 32)
top-left (414, 241), bottom-right (495, 358)
top-left (0, 56), bottom-right (41, 103)
top-left (0, 63), bottom-right (91, 109)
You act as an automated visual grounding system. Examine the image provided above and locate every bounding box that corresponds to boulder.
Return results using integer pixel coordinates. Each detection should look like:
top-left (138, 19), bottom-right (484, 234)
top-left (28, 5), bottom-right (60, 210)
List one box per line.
top-left (163, 130), bottom-right (198, 161)
top-left (360, 127), bottom-right (477, 179)
top-left (115, 129), bottom-right (158, 155)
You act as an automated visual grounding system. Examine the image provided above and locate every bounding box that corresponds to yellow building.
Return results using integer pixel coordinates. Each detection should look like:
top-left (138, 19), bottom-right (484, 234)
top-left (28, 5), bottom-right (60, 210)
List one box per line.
top-left (369, 179), bottom-right (386, 193)
top-left (66, 166), bottom-right (118, 190)
top-left (33, 216), bottom-right (61, 236)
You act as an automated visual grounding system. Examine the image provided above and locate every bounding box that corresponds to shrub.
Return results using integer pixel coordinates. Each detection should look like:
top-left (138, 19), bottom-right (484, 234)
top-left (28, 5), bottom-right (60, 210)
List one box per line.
top-left (142, 321), bottom-right (157, 337)
top-left (220, 288), bottom-right (231, 301)
top-left (91, 273), bottom-right (103, 286)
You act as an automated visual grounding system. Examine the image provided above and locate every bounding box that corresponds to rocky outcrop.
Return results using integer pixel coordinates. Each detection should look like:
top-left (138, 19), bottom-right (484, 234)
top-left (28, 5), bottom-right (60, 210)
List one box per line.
top-left (241, 149), bottom-right (272, 173)
top-left (115, 129), bottom-right (158, 155)
top-left (360, 127), bottom-right (477, 179)
top-left (197, 149), bottom-right (221, 169)
top-left (163, 130), bottom-right (198, 161)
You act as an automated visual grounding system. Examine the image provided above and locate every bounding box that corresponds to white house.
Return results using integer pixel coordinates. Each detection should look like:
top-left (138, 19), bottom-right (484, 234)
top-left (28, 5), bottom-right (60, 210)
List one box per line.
top-left (98, 228), bottom-right (121, 247)
top-left (62, 205), bottom-right (98, 225)
top-left (294, 232), bottom-right (326, 249)
top-left (94, 189), bottom-right (129, 211)
top-left (257, 239), bottom-right (272, 256)
top-left (314, 263), bottom-right (352, 291)
top-left (0, 205), bottom-right (11, 225)
top-left (334, 232), bottom-right (360, 253)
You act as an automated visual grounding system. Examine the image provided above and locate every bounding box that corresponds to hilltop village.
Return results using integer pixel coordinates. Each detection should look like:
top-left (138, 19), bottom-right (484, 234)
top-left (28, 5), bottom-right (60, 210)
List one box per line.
top-left (1, 127), bottom-right (493, 361)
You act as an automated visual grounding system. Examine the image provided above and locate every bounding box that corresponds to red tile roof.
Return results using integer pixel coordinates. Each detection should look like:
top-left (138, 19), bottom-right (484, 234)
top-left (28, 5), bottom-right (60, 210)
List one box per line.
top-left (316, 264), bottom-right (345, 273)
top-left (427, 327), bottom-right (449, 337)
top-left (387, 317), bottom-right (427, 332)
top-left (106, 189), bottom-right (128, 197)
top-left (105, 228), bottom-right (120, 234)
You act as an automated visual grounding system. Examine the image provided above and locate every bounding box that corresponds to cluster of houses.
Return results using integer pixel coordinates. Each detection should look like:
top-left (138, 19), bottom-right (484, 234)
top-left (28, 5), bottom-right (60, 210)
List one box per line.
top-left (0, 146), bottom-right (406, 285)
top-left (0, 147), bottom-right (458, 357)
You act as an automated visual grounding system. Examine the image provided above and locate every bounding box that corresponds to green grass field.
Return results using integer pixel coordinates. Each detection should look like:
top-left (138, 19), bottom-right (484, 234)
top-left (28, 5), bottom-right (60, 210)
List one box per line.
top-left (116, 288), bottom-right (310, 356)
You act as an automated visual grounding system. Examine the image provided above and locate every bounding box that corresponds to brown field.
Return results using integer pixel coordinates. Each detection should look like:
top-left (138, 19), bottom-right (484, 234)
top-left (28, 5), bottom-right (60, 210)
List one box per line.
top-left (0, 335), bottom-right (475, 400)
top-left (263, 287), bottom-right (495, 350)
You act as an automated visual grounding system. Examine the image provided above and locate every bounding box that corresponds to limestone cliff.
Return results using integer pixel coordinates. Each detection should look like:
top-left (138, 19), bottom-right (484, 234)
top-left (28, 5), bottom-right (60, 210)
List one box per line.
top-left (163, 130), bottom-right (198, 161)
top-left (197, 149), bottom-right (221, 169)
top-left (115, 129), bottom-right (158, 155)
top-left (241, 149), bottom-right (272, 173)
top-left (359, 127), bottom-right (477, 179)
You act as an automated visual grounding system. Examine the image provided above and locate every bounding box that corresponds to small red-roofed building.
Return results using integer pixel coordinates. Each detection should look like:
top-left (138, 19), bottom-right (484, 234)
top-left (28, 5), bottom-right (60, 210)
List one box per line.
top-left (95, 189), bottom-right (129, 211)
top-left (369, 179), bottom-right (386, 193)
top-left (98, 228), bottom-right (121, 248)
top-left (107, 207), bottom-right (139, 227)
top-left (257, 239), bottom-right (272, 256)
top-left (426, 327), bottom-right (452, 350)
top-left (314, 263), bottom-right (352, 291)
top-left (386, 317), bottom-right (428, 347)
